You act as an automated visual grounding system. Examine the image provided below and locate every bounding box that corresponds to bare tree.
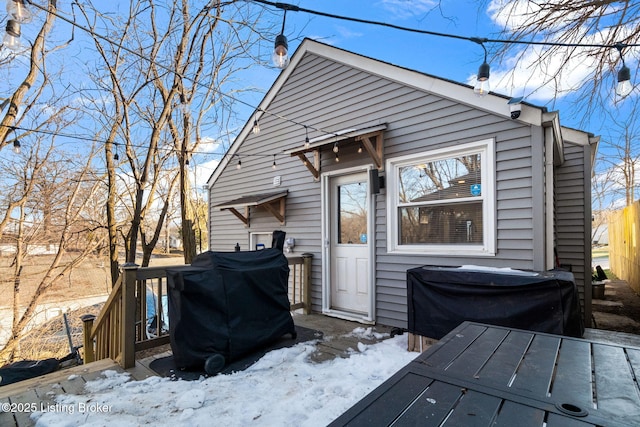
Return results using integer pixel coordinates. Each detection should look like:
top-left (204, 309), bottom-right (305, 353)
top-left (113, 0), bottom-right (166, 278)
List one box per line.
top-left (0, 138), bottom-right (104, 363)
top-left (484, 0), bottom-right (639, 116)
top-left (0, 0), bottom-right (62, 147)
top-left (594, 102), bottom-right (640, 207)
top-left (76, 0), bottom-right (276, 270)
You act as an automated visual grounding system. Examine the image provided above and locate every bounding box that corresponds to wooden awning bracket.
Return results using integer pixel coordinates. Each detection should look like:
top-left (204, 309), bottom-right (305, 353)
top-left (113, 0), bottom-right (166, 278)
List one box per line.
top-left (262, 197), bottom-right (286, 224)
top-left (295, 149), bottom-right (320, 181)
top-left (225, 206), bottom-right (250, 227)
top-left (287, 127), bottom-right (385, 179)
top-left (356, 131), bottom-right (384, 170)
top-left (216, 191), bottom-right (288, 227)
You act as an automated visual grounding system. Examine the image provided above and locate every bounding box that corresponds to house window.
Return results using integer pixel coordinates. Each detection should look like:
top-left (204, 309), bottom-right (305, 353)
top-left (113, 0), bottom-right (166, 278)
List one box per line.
top-left (387, 139), bottom-right (495, 255)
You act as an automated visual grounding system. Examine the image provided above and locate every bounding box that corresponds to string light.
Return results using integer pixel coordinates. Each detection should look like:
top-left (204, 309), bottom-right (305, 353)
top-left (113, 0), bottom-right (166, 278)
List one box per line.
top-left (236, 157), bottom-right (242, 170)
top-left (615, 43), bottom-right (633, 97)
top-left (358, 143), bottom-right (363, 153)
top-left (252, 117), bottom-right (260, 134)
top-left (304, 126), bottom-right (310, 148)
top-left (272, 154), bottom-right (277, 170)
top-left (473, 38), bottom-right (490, 97)
top-left (333, 141), bottom-right (339, 153)
top-left (3, 19), bottom-right (21, 51)
top-left (272, 7), bottom-right (292, 69)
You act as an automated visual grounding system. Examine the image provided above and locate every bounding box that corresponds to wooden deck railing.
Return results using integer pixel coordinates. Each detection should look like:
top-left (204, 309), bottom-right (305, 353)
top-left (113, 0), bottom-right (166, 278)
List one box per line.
top-left (82, 253), bottom-right (313, 368)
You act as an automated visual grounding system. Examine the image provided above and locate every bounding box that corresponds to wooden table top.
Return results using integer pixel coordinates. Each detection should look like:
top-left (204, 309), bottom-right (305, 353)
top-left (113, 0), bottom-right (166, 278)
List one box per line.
top-left (330, 322), bottom-right (640, 426)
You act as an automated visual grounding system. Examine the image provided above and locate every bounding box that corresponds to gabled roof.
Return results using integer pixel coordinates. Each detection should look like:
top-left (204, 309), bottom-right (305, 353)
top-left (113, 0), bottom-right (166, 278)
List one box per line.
top-left (207, 38), bottom-right (592, 187)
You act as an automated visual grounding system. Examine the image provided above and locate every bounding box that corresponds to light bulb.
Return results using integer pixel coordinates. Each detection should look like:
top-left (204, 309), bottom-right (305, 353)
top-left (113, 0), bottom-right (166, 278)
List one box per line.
top-left (6, 0), bottom-right (31, 24)
top-left (617, 80), bottom-right (633, 97)
top-left (474, 62), bottom-right (491, 97)
top-left (12, 140), bottom-right (21, 154)
top-left (3, 20), bottom-right (21, 51)
top-left (333, 143), bottom-right (339, 153)
top-left (474, 79), bottom-right (490, 97)
top-left (304, 137), bottom-right (310, 149)
top-left (272, 34), bottom-right (290, 69)
top-left (617, 65), bottom-right (633, 97)
top-left (252, 119), bottom-right (260, 134)
top-left (236, 159), bottom-right (242, 170)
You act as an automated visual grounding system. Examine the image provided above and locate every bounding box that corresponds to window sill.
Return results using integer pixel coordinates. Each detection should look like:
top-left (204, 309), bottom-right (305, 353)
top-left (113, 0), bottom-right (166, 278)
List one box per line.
top-left (388, 247), bottom-right (496, 257)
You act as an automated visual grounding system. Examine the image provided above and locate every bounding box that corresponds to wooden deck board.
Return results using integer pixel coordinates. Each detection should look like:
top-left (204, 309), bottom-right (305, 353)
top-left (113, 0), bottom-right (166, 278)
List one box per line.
top-left (0, 396), bottom-right (18, 427)
top-left (0, 359), bottom-right (120, 400)
top-left (0, 359), bottom-right (123, 427)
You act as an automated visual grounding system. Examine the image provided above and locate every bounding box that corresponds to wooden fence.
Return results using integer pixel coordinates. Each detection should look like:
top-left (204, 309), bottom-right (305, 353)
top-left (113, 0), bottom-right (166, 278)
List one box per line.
top-left (82, 253), bottom-right (313, 368)
top-left (609, 202), bottom-right (640, 294)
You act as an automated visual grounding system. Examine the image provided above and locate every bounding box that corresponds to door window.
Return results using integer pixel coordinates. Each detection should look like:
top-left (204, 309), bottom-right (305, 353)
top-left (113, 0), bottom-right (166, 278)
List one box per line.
top-left (337, 181), bottom-right (367, 245)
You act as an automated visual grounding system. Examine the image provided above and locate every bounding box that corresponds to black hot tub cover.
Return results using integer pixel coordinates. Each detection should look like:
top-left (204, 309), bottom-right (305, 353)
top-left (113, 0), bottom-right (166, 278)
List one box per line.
top-left (166, 248), bottom-right (296, 372)
top-left (407, 265), bottom-right (584, 339)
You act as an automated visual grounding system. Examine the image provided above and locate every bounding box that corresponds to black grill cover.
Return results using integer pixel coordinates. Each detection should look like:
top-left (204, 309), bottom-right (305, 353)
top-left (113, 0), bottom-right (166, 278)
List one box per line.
top-left (407, 266), bottom-right (584, 339)
top-left (167, 248), bottom-right (296, 370)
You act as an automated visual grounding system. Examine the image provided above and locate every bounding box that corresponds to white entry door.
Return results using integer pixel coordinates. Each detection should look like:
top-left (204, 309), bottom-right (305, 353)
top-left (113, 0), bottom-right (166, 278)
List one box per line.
top-left (327, 172), bottom-right (371, 316)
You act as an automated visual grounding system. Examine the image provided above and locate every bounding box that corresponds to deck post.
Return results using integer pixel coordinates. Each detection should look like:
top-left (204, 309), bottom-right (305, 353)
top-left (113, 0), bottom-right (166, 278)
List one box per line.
top-left (80, 314), bottom-right (96, 364)
top-left (301, 253), bottom-right (313, 314)
top-left (121, 263), bottom-right (139, 369)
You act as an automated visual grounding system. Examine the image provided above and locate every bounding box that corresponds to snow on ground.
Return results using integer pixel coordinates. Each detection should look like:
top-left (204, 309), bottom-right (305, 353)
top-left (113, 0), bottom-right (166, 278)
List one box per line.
top-left (32, 332), bottom-right (417, 427)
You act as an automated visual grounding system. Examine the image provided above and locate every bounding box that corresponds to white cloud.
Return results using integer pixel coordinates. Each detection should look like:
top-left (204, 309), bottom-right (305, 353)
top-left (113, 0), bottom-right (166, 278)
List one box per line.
top-left (487, 0), bottom-right (544, 30)
top-left (192, 158), bottom-right (219, 189)
top-left (475, 44), bottom-right (597, 101)
top-left (197, 136), bottom-right (221, 153)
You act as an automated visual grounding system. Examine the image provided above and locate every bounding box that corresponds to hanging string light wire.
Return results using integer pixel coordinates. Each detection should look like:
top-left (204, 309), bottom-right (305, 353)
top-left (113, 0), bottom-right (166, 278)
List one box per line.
top-left (249, 0), bottom-right (639, 50)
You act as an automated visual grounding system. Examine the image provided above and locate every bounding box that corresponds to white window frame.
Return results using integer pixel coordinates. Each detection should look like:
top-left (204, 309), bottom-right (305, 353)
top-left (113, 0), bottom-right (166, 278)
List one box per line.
top-left (386, 138), bottom-right (496, 256)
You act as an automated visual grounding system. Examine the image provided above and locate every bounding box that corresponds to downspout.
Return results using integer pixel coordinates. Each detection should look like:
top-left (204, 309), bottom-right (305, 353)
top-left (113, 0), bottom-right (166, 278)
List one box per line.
top-left (545, 126), bottom-right (555, 269)
top-left (542, 112), bottom-right (563, 270)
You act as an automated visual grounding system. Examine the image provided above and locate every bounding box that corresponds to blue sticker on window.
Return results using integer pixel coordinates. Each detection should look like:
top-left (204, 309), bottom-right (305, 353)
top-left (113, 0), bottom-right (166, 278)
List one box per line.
top-left (470, 184), bottom-right (481, 196)
top-left (360, 234), bottom-right (367, 244)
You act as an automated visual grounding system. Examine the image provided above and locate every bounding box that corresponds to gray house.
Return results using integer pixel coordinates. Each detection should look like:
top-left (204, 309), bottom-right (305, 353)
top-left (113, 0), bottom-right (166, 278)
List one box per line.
top-left (206, 39), bottom-right (599, 329)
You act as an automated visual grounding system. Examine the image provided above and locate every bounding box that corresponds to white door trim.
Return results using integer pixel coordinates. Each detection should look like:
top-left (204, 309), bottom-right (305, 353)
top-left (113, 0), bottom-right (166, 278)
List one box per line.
top-left (321, 165), bottom-right (376, 323)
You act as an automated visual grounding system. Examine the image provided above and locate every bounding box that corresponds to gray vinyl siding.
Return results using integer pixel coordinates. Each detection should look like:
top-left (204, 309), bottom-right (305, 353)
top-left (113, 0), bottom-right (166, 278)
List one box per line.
top-left (208, 51), bottom-right (585, 329)
top-left (554, 142), bottom-right (591, 326)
